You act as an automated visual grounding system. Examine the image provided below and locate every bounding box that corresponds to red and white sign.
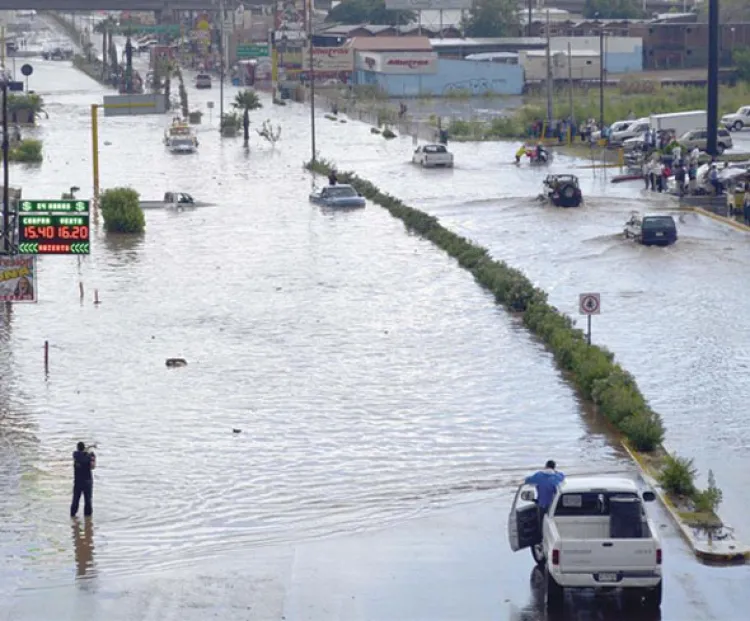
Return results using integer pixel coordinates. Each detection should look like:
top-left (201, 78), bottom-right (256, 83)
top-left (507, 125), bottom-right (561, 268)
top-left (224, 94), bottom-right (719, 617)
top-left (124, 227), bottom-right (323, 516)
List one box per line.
top-left (579, 293), bottom-right (601, 315)
top-left (304, 47), bottom-right (354, 72)
top-left (356, 51), bottom-right (437, 75)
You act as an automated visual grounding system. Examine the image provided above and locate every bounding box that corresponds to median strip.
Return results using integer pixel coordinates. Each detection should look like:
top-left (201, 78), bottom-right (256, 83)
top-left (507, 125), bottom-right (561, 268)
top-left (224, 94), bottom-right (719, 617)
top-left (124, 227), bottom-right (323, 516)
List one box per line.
top-left (306, 157), bottom-right (749, 564)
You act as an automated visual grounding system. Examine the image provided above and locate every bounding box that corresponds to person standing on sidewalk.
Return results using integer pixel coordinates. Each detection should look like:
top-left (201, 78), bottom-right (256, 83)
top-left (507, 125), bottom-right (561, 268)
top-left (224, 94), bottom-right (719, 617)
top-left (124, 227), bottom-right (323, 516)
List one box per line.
top-left (70, 442), bottom-right (96, 518)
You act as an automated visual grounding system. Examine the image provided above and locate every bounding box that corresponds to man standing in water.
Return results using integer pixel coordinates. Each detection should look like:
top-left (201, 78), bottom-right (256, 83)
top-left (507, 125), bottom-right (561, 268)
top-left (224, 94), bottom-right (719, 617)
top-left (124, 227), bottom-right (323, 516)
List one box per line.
top-left (71, 442), bottom-right (96, 518)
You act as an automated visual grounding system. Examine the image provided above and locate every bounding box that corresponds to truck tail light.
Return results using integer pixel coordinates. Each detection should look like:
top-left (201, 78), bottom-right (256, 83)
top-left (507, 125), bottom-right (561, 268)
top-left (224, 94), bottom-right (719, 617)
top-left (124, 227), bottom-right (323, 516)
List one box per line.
top-left (552, 549), bottom-right (560, 566)
top-left (656, 549), bottom-right (662, 565)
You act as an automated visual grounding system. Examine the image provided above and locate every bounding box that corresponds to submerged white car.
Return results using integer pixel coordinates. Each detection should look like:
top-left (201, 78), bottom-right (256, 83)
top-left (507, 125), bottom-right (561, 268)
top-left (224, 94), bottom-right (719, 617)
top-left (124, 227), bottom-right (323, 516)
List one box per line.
top-left (412, 144), bottom-right (454, 168)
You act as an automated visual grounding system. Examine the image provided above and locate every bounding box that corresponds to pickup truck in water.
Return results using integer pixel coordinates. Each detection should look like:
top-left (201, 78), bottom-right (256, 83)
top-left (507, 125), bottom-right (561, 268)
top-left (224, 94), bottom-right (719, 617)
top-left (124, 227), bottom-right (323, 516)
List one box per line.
top-left (508, 476), bottom-right (662, 611)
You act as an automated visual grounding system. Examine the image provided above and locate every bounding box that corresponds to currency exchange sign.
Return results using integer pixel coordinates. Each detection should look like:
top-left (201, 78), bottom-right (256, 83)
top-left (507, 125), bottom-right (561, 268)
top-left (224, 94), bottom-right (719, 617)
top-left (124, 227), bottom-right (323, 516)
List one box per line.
top-left (17, 199), bottom-right (90, 255)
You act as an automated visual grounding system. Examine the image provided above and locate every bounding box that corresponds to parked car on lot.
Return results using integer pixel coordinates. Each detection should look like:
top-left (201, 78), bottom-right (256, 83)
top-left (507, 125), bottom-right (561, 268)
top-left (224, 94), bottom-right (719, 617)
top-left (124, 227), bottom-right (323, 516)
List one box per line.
top-left (722, 106), bottom-right (750, 131)
top-left (195, 73), bottom-right (212, 89)
top-left (678, 128), bottom-right (733, 154)
top-left (609, 118), bottom-right (650, 145)
top-left (508, 476), bottom-right (662, 612)
top-left (412, 143), bottom-right (454, 168)
top-left (592, 120), bottom-right (634, 143)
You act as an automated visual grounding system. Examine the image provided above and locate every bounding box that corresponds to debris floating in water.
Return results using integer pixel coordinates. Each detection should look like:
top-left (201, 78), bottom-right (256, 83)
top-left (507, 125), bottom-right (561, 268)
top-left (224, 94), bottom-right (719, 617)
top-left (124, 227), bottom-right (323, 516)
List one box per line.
top-left (165, 358), bottom-right (188, 368)
top-left (232, 429), bottom-right (242, 434)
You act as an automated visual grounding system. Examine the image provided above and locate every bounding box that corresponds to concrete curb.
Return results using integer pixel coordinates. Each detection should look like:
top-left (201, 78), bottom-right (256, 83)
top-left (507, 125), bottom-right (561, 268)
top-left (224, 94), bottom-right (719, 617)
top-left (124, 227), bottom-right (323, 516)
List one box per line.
top-left (686, 206), bottom-right (750, 233)
top-left (621, 441), bottom-right (750, 564)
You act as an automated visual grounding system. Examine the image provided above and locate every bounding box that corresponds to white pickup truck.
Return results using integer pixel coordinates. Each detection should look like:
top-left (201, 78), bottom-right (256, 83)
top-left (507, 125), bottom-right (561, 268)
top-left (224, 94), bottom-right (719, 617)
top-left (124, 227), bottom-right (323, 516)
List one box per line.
top-left (508, 475), bottom-right (662, 611)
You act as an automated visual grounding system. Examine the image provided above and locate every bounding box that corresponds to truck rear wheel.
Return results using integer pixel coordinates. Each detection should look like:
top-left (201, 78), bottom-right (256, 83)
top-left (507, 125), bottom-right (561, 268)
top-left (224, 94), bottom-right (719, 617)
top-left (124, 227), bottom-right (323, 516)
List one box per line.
top-left (531, 543), bottom-right (545, 565)
top-left (545, 568), bottom-right (564, 610)
top-left (643, 581), bottom-right (662, 610)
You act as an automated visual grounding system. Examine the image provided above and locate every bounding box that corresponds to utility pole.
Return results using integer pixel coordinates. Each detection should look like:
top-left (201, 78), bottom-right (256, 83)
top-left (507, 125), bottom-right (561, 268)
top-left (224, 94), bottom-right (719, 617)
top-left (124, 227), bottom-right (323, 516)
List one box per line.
top-left (599, 25), bottom-right (604, 131)
top-left (568, 42), bottom-right (573, 128)
top-left (527, 0), bottom-right (533, 37)
top-left (219, 0), bottom-right (225, 132)
top-left (308, 0), bottom-right (316, 163)
top-left (706, 0), bottom-right (719, 157)
top-left (1, 77), bottom-right (9, 255)
top-left (545, 10), bottom-right (553, 124)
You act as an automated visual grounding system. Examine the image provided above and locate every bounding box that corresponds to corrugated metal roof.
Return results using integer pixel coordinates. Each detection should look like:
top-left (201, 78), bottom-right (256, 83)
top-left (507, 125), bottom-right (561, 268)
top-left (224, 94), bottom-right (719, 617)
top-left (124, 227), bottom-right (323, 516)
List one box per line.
top-left (429, 37), bottom-right (548, 47)
top-left (347, 36), bottom-right (433, 51)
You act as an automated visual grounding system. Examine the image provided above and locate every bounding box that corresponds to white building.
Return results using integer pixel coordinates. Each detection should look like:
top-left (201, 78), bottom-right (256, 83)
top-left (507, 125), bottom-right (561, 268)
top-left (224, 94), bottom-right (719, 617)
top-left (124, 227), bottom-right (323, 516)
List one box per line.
top-left (519, 50), bottom-right (602, 82)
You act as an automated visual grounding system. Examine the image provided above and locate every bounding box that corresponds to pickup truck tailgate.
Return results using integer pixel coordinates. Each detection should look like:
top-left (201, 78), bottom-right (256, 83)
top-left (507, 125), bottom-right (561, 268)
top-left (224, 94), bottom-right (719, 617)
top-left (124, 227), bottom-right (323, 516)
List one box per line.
top-left (560, 539), bottom-right (659, 571)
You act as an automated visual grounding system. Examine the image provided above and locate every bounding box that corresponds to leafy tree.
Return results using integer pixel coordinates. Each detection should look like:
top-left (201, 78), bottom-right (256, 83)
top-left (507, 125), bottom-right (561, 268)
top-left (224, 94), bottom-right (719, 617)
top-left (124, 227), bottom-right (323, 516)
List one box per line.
top-left (462, 0), bottom-right (520, 38)
top-left (326, 0), bottom-right (415, 26)
top-left (583, 0), bottom-right (645, 19)
top-left (734, 47), bottom-right (750, 82)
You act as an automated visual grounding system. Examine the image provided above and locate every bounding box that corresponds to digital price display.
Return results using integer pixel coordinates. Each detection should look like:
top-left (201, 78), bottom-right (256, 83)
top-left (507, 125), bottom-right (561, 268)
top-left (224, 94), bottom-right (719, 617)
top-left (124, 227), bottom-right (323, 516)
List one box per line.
top-left (17, 200), bottom-right (90, 255)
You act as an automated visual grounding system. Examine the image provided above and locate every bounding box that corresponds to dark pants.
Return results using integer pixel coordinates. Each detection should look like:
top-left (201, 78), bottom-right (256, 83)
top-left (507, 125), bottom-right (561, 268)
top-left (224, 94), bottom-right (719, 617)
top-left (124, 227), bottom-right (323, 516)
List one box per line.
top-left (71, 480), bottom-right (93, 517)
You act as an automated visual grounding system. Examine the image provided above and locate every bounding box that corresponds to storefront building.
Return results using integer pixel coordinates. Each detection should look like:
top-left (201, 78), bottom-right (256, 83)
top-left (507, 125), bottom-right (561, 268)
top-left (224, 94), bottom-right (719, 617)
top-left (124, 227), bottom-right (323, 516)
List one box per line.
top-left (353, 47), bottom-right (524, 97)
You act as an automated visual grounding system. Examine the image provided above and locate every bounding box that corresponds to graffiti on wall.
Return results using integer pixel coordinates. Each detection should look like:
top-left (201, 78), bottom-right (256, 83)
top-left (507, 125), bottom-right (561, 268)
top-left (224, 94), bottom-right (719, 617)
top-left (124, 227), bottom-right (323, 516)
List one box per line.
top-left (442, 78), bottom-right (508, 96)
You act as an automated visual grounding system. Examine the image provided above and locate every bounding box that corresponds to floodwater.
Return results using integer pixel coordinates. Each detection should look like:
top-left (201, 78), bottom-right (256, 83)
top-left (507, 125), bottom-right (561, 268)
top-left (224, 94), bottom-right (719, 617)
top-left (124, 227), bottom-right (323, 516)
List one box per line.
top-left (2, 20), bottom-right (750, 620)
top-left (0, 50), bottom-right (629, 592)
top-left (321, 130), bottom-right (750, 541)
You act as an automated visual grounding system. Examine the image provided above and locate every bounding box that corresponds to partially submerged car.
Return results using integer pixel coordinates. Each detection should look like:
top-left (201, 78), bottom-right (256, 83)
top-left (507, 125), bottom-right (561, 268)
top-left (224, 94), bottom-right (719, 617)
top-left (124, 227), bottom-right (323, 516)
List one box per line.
top-left (195, 73), bottom-right (212, 89)
top-left (541, 174), bottom-right (583, 208)
top-left (624, 213), bottom-right (677, 246)
top-left (508, 476), bottom-right (662, 612)
top-left (309, 184), bottom-right (365, 209)
top-left (412, 143), bottom-right (454, 168)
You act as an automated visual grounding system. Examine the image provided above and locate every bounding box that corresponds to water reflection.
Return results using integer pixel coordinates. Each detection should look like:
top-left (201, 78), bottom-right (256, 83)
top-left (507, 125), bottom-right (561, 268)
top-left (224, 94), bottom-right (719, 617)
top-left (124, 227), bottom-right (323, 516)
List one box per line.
top-left (71, 517), bottom-right (95, 579)
top-left (514, 567), bottom-right (662, 621)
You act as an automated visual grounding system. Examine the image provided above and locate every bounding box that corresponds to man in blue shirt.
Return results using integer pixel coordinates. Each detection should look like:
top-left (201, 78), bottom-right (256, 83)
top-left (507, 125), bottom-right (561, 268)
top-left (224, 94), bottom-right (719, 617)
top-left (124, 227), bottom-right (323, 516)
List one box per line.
top-left (525, 460), bottom-right (565, 515)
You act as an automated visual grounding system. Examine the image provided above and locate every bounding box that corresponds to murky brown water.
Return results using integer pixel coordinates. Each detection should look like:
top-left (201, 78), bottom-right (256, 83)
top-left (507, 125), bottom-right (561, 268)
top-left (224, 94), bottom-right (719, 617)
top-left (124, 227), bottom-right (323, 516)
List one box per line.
top-left (331, 133), bottom-right (750, 541)
top-left (0, 54), bottom-right (634, 594)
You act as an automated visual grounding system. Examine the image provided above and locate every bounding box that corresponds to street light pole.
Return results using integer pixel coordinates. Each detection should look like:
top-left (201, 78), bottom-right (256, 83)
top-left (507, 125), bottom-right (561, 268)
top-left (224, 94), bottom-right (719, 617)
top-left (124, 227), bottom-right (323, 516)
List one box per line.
top-left (599, 25), bottom-right (604, 132)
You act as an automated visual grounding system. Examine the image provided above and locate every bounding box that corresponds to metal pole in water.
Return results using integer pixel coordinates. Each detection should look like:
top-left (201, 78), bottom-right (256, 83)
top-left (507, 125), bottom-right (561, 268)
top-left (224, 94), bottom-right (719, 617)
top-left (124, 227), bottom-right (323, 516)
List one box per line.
top-left (219, 0), bottom-right (225, 132)
top-left (308, 0), bottom-right (316, 164)
top-left (44, 340), bottom-right (49, 374)
top-left (90, 104), bottom-right (100, 213)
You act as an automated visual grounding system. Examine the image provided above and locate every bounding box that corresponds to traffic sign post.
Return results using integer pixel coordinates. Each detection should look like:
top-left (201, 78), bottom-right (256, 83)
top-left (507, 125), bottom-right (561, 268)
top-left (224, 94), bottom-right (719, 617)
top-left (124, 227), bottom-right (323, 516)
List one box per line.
top-left (17, 199), bottom-right (90, 255)
top-left (578, 292), bottom-right (601, 345)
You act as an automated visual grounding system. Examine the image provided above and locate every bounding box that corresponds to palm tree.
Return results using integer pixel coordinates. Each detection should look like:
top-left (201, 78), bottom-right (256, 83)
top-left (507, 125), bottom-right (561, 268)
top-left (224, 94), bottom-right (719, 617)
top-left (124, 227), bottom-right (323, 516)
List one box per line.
top-left (231, 89), bottom-right (263, 143)
top-left (93, 16), bottom-right (117, 78)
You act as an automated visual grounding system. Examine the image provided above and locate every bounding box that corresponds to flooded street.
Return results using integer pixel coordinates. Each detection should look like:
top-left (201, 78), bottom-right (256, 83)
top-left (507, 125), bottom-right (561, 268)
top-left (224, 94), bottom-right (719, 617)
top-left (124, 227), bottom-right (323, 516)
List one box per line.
top-left (327, 129), bottom-right (750, 542)
top-left (1, 21), bottom-right (749, 618)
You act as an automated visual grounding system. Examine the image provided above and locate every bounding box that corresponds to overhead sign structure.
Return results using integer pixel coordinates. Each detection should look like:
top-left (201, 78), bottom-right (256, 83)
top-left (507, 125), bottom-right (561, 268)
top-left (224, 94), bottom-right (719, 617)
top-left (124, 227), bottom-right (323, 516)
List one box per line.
top-left (0, 255), bottom-right (37, 303)
top-left (384, 0), bottom-right (472, 9)
top-left (578, 292), bottom-right (601, 315)
top-left (237, 43), bottom-right (269, 59)
top-left (17, 200), bottom-right (90, 255)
